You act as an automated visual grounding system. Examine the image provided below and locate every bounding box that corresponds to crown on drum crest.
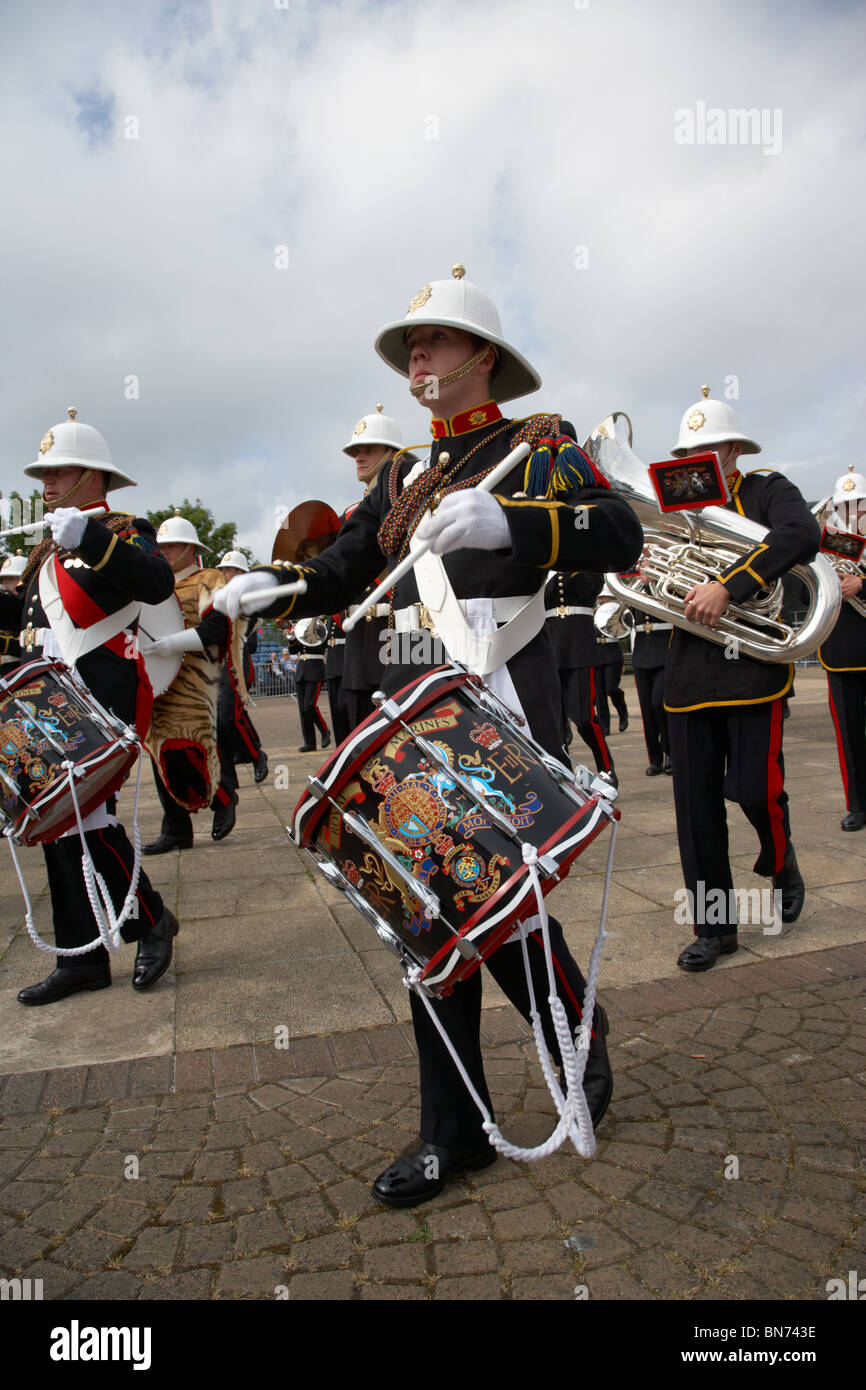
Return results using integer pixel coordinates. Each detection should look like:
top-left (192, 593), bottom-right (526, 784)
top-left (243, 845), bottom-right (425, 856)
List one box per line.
top-left (671, 385), bottom-right (761, 457)
top-left (25, 407), bottom-right (137, 488)
top-left (374, 264), bottom-right (542, 405)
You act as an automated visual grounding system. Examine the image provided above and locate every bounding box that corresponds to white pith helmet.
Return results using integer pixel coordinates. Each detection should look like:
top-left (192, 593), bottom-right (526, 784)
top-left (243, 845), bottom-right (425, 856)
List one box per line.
top-left (156, 514), bottom-right (209, 553)
top-left (374, 263), bottom-right (542, 405)
top-left (24, 407), bottom-right (137, 488)
top-left (218, 550), bottom-right (249, 571)
top-left (1, 551), bottom-right (27, 578)
top-left (342, 404), bottom-right (404, 457)
top-left (832, 462), bottom-right (866, 506)
top-left (671, 386), bottom-right (761, 457)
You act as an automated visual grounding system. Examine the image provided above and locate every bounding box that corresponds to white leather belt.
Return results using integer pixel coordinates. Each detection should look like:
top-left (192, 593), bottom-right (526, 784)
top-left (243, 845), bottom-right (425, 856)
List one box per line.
top-left (347, 602), bottom-right (389, 620)
top-left (638, 622), bottom-right (672, 631)
top-left (393, 595), bottom-right (533, 633)
top-left (20, 626), bottom-right (50, 651)
top-left (328, 637), bottom-right (346, 647)
top-left (298, 652), bottom-right (323, 660)
top-left (544, 606), bottom-right (593, 618)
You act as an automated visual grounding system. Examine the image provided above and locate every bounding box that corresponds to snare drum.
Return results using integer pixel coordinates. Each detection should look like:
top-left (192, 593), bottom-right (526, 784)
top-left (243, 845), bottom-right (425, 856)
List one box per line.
top-left (0, 659), bottom-right (139, 845)
top-left (291, 664), bottom-right (618, 997)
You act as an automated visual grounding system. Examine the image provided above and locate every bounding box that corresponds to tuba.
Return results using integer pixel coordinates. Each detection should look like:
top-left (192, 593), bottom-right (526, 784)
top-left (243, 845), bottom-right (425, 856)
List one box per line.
top-left (582, 412), bottom-right (841, 663)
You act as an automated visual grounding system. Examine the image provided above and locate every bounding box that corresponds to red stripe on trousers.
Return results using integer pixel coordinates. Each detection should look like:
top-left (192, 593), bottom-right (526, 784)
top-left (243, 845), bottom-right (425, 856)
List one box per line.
top-left (95, 829), bottom-right (157, 928)
top-left (589, 668), bottom-right (612, 771)
top-left (766, 699), bottom-right (787, 872)
top-left (827, 680), bottom-right (851, 809)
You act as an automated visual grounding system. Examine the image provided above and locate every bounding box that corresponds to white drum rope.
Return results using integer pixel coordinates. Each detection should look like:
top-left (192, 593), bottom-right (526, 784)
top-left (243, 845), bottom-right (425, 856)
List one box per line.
top-left (6, 748), bottom-right (146, 957)
top-left (408, 819), bottom-right (617, 1163)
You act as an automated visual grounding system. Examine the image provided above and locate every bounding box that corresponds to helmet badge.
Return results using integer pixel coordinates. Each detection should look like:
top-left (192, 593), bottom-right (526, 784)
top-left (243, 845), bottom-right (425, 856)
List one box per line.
top-left (407, 284), bottom-right (433, 313)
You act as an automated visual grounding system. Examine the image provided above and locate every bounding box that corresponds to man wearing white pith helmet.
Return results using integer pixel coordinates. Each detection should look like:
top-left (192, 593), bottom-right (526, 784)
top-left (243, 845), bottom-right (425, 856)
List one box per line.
top-left (141, 516), bottom-right (242, 852)
top-left (340, 405), bottom-right (414, 733)
top-left (665, 387), bottom-right (819, 972)
top-left (0, 553), bottom-right (27, 670)
top-left (0, 408), bottom-right (179, 1005)
top-left (217, 550), bottom-right (269, 783)
top-left (216, 265), bottom-right (642, 1206)
top-left (815, 464), bottom-right (866, 831)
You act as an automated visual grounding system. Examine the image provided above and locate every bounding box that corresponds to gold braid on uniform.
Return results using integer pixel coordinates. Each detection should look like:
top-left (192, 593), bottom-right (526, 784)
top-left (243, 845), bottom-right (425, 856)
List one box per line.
top-left (20, 512), bottom-right (137, 590)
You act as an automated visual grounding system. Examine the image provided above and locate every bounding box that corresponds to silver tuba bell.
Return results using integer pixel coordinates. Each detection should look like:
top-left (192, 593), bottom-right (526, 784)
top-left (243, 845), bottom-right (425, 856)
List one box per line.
top-left (810, 497), bottom-right (866, 621)
top-left (294, 616), bottom-right (329, 648)
top-left (582, 412), bottom-right (841, 663)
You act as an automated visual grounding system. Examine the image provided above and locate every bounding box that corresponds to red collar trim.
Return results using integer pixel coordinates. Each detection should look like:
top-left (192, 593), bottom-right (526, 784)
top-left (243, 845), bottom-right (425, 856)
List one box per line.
top-left (727, 470), bottom-right (742, 492)
top-left (430, 401), bottom-right (502, 440)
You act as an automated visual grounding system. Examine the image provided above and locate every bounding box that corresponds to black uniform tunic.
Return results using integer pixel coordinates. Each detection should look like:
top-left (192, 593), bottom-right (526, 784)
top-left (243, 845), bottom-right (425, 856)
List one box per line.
top-left (0, 509), bottom-right (175, 968)
top-left (663, 468), bottom-right (820, 935)
top-left (258, 414), bottom-right (643, 1147)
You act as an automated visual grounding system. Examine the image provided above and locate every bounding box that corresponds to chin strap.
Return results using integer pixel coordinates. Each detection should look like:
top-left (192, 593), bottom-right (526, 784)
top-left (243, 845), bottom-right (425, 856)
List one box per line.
top-left (407, 824), bottom-right (617, 1163)
top-left (409, 342), bottom-right (497, 398)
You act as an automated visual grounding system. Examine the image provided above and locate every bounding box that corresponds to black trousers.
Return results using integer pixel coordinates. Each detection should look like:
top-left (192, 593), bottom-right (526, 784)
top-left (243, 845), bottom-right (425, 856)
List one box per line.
top-left (594, 655), bottom-right (627, 732)
top-left (297, 679), bottom-right (329, 747)
top-left (667, 700), bottom-right (791, 937)
top-left (560, 666), bottom-right (613, 773)
top-left (44, 818), bottom-right (164, 971)
top-left (634, 664), bottom-right (669, 765)
top-left (343, 688), bottom-right (376, 732)
top-left (410, 917), bottom-right (596, 1150)
top-left (827, 669), bottom-right (866, 813)
top-left (327, 674), bottom-right (352, 746)
top-left (218, 677), bottom-right (263, 764)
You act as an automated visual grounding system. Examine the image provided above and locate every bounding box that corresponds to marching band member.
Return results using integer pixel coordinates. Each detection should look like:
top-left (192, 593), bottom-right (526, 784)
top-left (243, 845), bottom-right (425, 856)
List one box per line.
top-left (289, 622), bottom-right (331, 753)
top-left (217, 266), bottom-right (642, 1205)
top-left (0, 409), bottom-right (179, 1005)
top-left (217, 552), bottom-right (269, 784)
top-left (593, 600), bottom-right (629, 737)
top-left (665, 388), bottom-right (818, 971)
top-left (817, 465), bottom-right (866, 831)
top-left (340, 405), bottom-right (410, 730)
top-left (544, 570), bottom-right (616, 781)
top-left (0, 552), bottom-right (26, 671)
top-left (142, 517), bottom-right (242, 851)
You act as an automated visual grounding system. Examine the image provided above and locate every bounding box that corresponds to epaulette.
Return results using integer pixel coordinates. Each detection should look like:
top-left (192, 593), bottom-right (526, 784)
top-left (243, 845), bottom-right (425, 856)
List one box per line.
top-left (743, 468), bottom-right (776, 477)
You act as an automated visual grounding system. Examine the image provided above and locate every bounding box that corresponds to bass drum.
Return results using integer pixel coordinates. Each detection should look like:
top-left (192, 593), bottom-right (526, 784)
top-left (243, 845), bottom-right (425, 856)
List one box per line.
top-left (137, 593), bottom-right (186, 695)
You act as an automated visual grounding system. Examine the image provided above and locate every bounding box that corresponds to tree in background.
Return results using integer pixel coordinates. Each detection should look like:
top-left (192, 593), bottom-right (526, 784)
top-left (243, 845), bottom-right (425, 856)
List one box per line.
top-left (0, 489), bottom-right (44, 560)
top-left (147, 499), bottom-right (256, 568)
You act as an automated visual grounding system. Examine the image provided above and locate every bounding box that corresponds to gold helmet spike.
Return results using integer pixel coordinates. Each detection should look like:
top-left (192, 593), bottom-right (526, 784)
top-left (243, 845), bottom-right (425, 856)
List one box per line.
top-left (701, 385), bottom-right (710, 399)
top-left (67, 407), bottom-right (78, 420)
top-left (451, 263), bottom-right (466, 279)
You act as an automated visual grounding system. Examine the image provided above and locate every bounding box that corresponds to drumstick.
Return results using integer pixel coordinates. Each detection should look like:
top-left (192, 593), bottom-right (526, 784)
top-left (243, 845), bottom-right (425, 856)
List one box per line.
top-left (239, 577), bottom-right (308, 615)
top-left (343, 440), bottom-right (530, 631)
top-left (0, 511), bottom-right (55, 540)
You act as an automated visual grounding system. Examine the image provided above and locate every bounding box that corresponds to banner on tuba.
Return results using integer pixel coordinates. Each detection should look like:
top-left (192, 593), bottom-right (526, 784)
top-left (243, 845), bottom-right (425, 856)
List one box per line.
top-left (583, 412), bottom-right (841, 664)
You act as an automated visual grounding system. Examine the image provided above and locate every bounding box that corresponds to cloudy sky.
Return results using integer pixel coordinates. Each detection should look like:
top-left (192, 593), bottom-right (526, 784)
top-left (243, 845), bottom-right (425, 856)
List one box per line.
top-left (1, 0), bottom-right (864, 559)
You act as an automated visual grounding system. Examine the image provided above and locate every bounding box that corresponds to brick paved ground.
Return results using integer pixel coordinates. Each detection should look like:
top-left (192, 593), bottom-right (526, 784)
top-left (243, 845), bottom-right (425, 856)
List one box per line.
top-left (1, 944), bottom-right (863, 1301)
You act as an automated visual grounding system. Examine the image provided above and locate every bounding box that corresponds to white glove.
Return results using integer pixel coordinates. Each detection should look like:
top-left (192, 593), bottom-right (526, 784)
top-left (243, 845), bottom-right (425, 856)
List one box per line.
top-left (212, 570), bottom-right (280, 620)
top-left (414, 491), bottom-right (510, 556)
top-left (50, 507), bottom-right (88, 550)
top-left (141, 630), bottom-right (204, 658)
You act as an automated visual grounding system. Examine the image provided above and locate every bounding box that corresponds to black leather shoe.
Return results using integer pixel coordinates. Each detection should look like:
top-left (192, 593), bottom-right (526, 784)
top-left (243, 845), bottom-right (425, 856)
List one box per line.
top-left (143, 834), bottom-right (193, 855)
top-left (618, 711), bottom-right (629, 733)
top-left (372, 1140), bottom-right (496, 1208)
top-left (582, 1003), bottom-right (613, 1128)
top-left (320, 731), bottom-right (332, 749)
top-left (253, 750), bottom-right (269, 784)
top-left (212, 798), bottom-right (237, 842)
top-left (646, 762), bottom-right (664, 776)
top-left (773, 847), bottom-right (805, 923)
top-left (298, 744), bottom-right (316, 752)
top-left (677, 935), bottom-right (738, 972)
top-left (842, 811), bottom-right (865, 831)
top-left (663, 755), bottom-right (673, 775)
top-left (132, 910), bottom-right (179, 991)
top-left (18, 964), bottom-right (111, 1006)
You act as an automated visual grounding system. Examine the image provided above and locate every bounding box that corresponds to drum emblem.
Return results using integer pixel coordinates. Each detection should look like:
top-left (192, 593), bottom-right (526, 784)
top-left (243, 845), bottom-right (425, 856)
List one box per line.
top-left (382, 778), bottom-right (448, 846)
top-left (453, 852), bottom-right (482, 884)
